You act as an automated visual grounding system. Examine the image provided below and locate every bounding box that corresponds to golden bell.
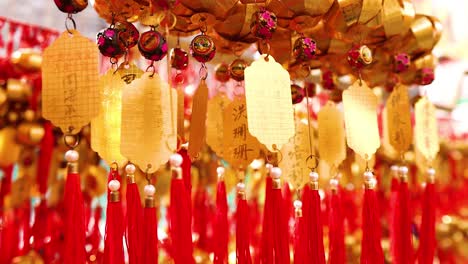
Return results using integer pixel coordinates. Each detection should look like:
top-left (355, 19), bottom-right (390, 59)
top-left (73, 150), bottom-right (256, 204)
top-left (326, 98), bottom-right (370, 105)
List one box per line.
top-left (16, 122), bottom-right (45, 146)
top-left (7, 79), bottom-right (32, 102)
top-left (11, 49), bottom-right (42, 73)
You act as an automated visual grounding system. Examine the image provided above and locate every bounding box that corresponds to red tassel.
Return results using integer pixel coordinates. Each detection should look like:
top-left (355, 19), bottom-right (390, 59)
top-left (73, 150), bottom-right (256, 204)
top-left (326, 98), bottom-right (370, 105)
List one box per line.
top-left (360, 172), bottom-right (384, 264)
top-left (389, 165), bottom-right (400, 261)
top-left (31, 199), bottom-right (49, 253)
top-left (328, 180), bottom-right (346, 264)
top-left (103, 170), bottom-right (125, 264)
top-left (88, 206), bottom-right (102, 260)
top-left (395, 167), bottom-right (412, 264)
top-left (0, 211), bottom-right (16, 263)
top-left (236, 183), bottom-right (252, 264)
top-left (213, 167), bottom-right (228, 264)
top-left (169, 153), bottom-right (194, 264)
top-left (293, 197), bottom-right (306, 264)
top-left (37, 121), bottom-right (54, 194)
top-left (193, 185), bottom-right (210, 250)
top-left (143, 184), bottom-right (158, 264)
top-left (418, 169), bottom-right (436, 264)
top-left (271, 167), bottom-right (290, 264)
top-left (306, 172), bottom-right (326, 264)
top-left (63, 150), bottom-right (86, 264)
top-left (125, 164), bottom-right (143, 264)
top-left (260, 171), bottom-right (274, 263)
top-left (0, 165), bottom-right (14, 217)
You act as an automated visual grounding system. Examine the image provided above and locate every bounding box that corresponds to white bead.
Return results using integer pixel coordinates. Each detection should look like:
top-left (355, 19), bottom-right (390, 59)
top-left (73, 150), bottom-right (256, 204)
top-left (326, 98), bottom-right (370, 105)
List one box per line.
top-left (265, 163), bottom-right (273, 171)
top-left (65, 150), bottom-right (79, 162)
top-left (144, 185), bottom-right (156, 196)
top-left (170, 153), bottom-right (183, 167)
top-left (399, 166), bottom-right (409, 174)
top-left (309, 171), bottom-right (319, 181)
top-left (293, 200), bottom-right (302, 209)
top-left (390, 165), bottom-right (399, 172)
top-left (108, 179), bottom-right (120, 191)
top-left (125, 164), bottom-right (136, 174)
top-left (270, 167), bottom-right (282, 179)
top-left (216, 166), bottom-right (225, 175)
top-left (363, 171), bottom-right (374, 181)
top-left (427, 168), bottom-right (436, 176)
top-left (237, 182), bottom-right (245, 191)
top-left (369, 177), bottom-right (377, 186)
top-left (330, 178), bottom-right (339, 188)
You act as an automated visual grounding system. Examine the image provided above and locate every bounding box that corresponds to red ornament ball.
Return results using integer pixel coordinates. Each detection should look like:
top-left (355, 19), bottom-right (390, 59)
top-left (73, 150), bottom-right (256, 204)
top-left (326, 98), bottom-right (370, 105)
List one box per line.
top-left (138, 30), bottom-right (168, 61)
top-left (229, 59), bottom-right (248, 82)
top-left (250, 9), bottom-right (277, 40)
top-left (97, 27), bottom-right (126, 58)
top-left (304, 82), bottom-right (316, 97)
top-left (293, 37), bottom-right (317, 62)
top-left (416, 68), bottom-right (435, 85)
top-left (54, 0), bottom-right (88, 13)
top-left (171, 48), bottom-right (189, 70)
top-left (393, 53), bottom-right (410, 73)
top-left (115, 21), bottom-right (139, 48)
top-left (347, 45), bottom-right (372, 69)
top-left (321, 69), bottom-right (336, 90)
top-left (291, 84), bottom-right (305, 104)
top-left (190, 35), bottom-right (216, 63)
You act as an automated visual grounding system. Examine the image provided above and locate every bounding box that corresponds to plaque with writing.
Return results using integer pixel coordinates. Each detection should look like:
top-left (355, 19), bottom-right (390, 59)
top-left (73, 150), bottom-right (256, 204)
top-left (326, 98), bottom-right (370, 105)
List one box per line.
top-left (244, 54), bottom-right (295, 151)
top-left (318, 102), bottom-right (346, 167)
top-left (91, 70), bottom-right (127, 166)
top-left (188, 80), bottom-right (209, 158)
top-left (223, 98), bottom-right (265, 169)
top-left (414, 97), bottom-right (439, 162)
top-left (120, 73), bottom-right (177, 173)
top-left (117, 62), bottom-right (143, 84)
top-left (386, 84), bottom-right (412, 153)
top-left (206, 94), bottom-right (230, 157)
top-left (42, 30), bottom-right (99, 134)
top-left (343, 80), bottom-right (380, 159)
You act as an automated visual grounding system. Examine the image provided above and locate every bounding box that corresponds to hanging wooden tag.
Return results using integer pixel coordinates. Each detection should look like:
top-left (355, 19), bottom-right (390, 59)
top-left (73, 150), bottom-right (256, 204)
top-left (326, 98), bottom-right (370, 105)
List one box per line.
top-left (244, 54), bottom-right (294, 151)
top-left (414, 97), bottom-right (439, 162)
top-left (223, 98), bottom-right (265, 169)
top-left (188, 80), bottom-right (209, 158)
top-left (42, 30), bottom-right (99, 134)
top-left (279, 121), bottom-right (312, 189)
top-left (343, 80), bottom-right (380, 159)
top-left (317, 101), bottom-right (346, 167)
top-left (206, 94), bottom-right (230, 157)
top-left (117, 62), bottom-right (143, 84)
top-left (120, 72), bottom-right (177, 173)
top-left (381, 104), bottom-right (398, 158)
top-left (386, 84), bottom-right (412, 153)
top-left (90, 70), bottom-right (127, 166)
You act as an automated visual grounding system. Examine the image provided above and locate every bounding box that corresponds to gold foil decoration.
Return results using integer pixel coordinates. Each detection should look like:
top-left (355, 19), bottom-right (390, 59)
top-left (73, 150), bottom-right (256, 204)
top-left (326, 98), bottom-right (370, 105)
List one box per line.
top-left (283, 0), bottom-right (334, 17)
top-left (121, 73), bottom-right (177, 173)
top-left (414, 97), bottom-right (439, 162)
top-left (337, 0), bottom-right (362, 26)
top-left (411, 16), bottom-right (435, 52)
top-left (0, 127), bottom-right (21, 167)
top-left (244, 55), bottom-right (294, 151)
top-left (91, 70), bottom-right (127, 166)
top-left (359, 0), bottom-right (382, 24)
top-left (42, 30), bottom-right (99, 134)
top-left (382, 0), bottom-right (406, 37)
top-left (381, 104), bottom-right (398, 159)
top-left (117, 62), bottom-right (143, 84)
top-left (343, 80), bottom-right (380, 159)
top-left (318, 102), bottom-right (346, 167)
top-left (206, 94), bottom-right (230, 157)
top-left (386, 84), bottom-right (412, 153)
top-left (279, 121), bottom-right (312, 189)
top-left (188, 80), bottom-right (209, 158)
top-left (223, 98), bottom-right (264, 169)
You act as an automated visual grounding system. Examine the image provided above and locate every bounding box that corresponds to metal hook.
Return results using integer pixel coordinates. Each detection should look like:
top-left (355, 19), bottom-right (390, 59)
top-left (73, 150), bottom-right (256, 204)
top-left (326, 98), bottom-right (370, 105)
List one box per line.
top-left (306, 155), bottom-right (319, 171)
top-left (63, 126), bottom-right (79, 149)
top-left (145, 164), bottom-right (152, 184)
top-left (146, 61), bottom-right (156, 77)
top-left (199, 63), bottom-right (208, 80)
top-left (65, 14), bottom-right (76, 35)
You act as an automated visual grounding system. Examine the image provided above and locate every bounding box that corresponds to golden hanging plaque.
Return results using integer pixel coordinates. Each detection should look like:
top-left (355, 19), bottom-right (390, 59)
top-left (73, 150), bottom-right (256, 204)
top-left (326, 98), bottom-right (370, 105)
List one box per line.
top-left (244, 54), bottom-right (295, 151)
top-left (386, 84), bottom-right (412, 153)
top-left (91, 70), bottom-right (127, 166)
top-left (343, 80), bottom-right (380, 159)
top-left (317, 101), bottom-right (346, 167)
top-left (188, 80), bottom-right (209, 158)
top-left (206, 94), bottom-right (230, 157)
top-left (120, 73), bottom-right (177, 173)
top-left (117, 62), bottom-right (143, 84)
top-left (223, 98), bottom-right (265, 169)
top-left (42, 30), bottom-right (99, 134)
top-left (414, 97), bottom-right (439, 162)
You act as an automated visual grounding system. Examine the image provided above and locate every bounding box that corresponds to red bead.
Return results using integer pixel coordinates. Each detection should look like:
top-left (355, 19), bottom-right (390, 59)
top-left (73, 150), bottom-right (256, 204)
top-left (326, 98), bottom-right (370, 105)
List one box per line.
top-left (171, 48), bottom-right (189, 70)
top-left (229, 59), bottom-right (248, 82)
top-left (321, 69), bottom-right (336, 90)
top-left (190, 34), bottom-right (216, 63)
top-left (291, 84), bottom-right (304, 104)
top-left (250, 9), bottom-right (277, 40)
top-left (347, 45), bottom-right (372, 69)
top-left (115, 21), bottom-right (139, 48)
top-left (416, 68), bottom-right (435, 85)
top-left (54, 0), bottom-right (88, 14)
top-left (138, 30), bottom-right (168, 61)
top-left (215, 63), bottom-right (230, 83)
top-left (393, 53), bottom-right (410, 73)
top-left (293, 37), bottom-right (317, 62)
top-left (97, 27), bottom-right (126, 58)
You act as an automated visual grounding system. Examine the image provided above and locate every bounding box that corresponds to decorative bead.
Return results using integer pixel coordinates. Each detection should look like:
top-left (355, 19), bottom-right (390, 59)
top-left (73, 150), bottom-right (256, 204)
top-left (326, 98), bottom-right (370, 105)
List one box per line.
top-left (144, 184), bottom-right (156, 196)
top-left (347, 45), bottom-right (372, 69)
top-left (270, 167), bottom-right (282, 179)
top-left (237, 182), bottom-right (245, 191)
top-left (330, 178), bottom-right (339, 188)
top-left (171, 47), bottom-right (189, 70)
top-left (170, 153), bottom-right (183, 167)
top-left (293, 37), bottom-right (317, 61)
top-left (250, 9), bottom-right (277, 39)
top-left (293, 199), bottom-right (302, 209)
top-left (390, 165), bottom-right (399, 172)
top-left (399, 166), bottom-right (409, 174)
top-left (215, 63), bottom-right (230, 83)
top-left (190, 34), bottom-right (216, 63)
top-left (54, 0), bottom-right (88, 14)
top-left (321, 69), bottom-right (336, 90)
top-left (125, 164), bottom-right (136, 174)
top-left (138, 30), bottom-right (168, 61)
top-left (65, 150), bottom-right (79, 162)
top-left (108, 179), bottom-right (120, 191)
top-left (291, 84), bottom-right (304, 104)
top-left (416, 68), bottom-right (435, 85)
top-left (364, 171), bottom-right (374, 181)
top-left (97, 27), bottom-right (126, 58)
top-left (265, 163), bottom-right (273, 171)
top-left (304, 82), bottom-right (316, 97)
top-left (229, 59), bottom-right (248, 81)
top-left (216, 166), bottom-right (225, 175)
top-left (427, 168), bottom-right (436, 176)
top-left (115, 21), bottom-right (139, 48)
top-left (393, 53), bottom-right (410, 73)
top-left (309, 171), bottom-right (319, 182)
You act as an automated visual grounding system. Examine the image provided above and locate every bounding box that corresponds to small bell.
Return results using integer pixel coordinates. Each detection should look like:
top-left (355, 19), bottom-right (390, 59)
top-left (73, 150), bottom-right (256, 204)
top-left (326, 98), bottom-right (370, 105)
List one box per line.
top-left (290, 84), bottom-right (304, 104)
top-left (138, 30), bottom-right (168, 61)
top-left (293, 37), bottom-right (317, 62)
top-left (347, 45), bottom-right (372, 69)
top-left (250, 9), bottom-right (277, 39)
top-left (229, 59), bottom-right (248, 82)
top-left (54, 0), bottom-right (88, 14)
top-left (97, 27), bottom-right (126, 58)
top-left (190, 34), bottom-right (216, 63)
